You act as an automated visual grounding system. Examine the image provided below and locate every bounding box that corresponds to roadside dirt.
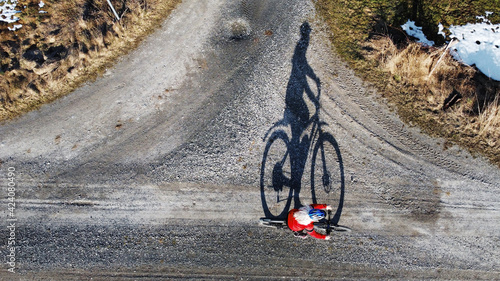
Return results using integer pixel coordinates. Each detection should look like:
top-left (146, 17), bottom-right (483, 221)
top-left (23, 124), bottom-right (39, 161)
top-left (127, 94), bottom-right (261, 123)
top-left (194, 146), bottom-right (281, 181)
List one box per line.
top-left (0, 0), bottom-right (499, 279)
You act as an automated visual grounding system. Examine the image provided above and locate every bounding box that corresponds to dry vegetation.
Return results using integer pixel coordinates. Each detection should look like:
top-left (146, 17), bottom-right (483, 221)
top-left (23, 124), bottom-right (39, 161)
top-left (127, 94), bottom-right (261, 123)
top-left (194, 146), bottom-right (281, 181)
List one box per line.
top-left (315, 0), bottom-right (500, 167)
top-left (364, 37), bottom-right (500, 163)
top-left (0, 0), bottom-right (181, 121)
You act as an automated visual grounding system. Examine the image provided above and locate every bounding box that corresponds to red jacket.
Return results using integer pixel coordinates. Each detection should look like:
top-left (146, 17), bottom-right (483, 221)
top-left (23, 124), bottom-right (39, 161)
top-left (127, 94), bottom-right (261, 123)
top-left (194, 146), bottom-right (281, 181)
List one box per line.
top-left (287, 204), bottom-right (328, 239)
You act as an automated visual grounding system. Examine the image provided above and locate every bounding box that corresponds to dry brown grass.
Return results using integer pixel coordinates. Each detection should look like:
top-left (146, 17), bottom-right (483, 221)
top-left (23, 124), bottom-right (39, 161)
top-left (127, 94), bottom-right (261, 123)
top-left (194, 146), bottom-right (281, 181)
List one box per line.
top-left (0, 0), bottom-right (181, 121)
top-left (314, 0), bottom-right (500, 166)
top-left (362, 35), bottom-right (500, 164)
top-left (365, 38), bottom-right (476, 109)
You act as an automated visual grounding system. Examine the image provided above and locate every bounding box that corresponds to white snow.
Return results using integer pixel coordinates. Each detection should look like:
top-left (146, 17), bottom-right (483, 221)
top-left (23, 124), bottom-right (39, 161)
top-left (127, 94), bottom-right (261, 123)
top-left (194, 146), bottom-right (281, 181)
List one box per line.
top-left (402, 14), bottom-right (500, 81)
top-left (1, 0), bottom-right (48, 29)
top-left (0, 0), bottom-right (20, 24)
top-left (401, 20), bottom-right (435, 46)
top-left (8, 23), bottom-right (22, 31)
top-left (448, 14), bottom-right (500, 81)
top-left (438, 23), bottom-right (445, 38)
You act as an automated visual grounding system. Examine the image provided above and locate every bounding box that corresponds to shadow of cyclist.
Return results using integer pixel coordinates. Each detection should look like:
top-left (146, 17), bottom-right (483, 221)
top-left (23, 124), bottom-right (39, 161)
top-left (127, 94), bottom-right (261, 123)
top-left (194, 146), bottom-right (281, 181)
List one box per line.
top-left (284, 22), bottom-right (321, 209)
top-left (260, 22), bottom-right (345, 221)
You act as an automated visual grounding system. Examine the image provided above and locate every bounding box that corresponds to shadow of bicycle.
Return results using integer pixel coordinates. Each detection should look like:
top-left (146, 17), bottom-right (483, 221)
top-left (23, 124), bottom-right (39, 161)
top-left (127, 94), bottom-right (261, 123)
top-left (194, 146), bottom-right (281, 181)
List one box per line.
top-left (260, 22), bottom-right (345, 225)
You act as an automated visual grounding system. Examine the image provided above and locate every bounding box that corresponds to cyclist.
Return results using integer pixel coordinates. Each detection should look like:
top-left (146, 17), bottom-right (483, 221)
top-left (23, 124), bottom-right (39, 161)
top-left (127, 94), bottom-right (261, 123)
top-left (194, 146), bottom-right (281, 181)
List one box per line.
top-left (288, 204), bottom-right (333, 240)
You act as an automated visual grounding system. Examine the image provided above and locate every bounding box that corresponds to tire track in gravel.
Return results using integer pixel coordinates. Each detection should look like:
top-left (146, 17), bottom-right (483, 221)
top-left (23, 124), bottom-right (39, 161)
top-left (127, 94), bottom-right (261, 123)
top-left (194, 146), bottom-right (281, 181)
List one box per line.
top-left (326, 74), bottom-right (493, 184)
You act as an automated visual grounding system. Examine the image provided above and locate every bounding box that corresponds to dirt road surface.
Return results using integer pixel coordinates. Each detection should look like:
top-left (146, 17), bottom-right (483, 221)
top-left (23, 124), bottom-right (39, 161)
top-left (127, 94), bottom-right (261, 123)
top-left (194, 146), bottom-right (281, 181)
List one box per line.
top-left (1, 0), bottom-right (499, 279)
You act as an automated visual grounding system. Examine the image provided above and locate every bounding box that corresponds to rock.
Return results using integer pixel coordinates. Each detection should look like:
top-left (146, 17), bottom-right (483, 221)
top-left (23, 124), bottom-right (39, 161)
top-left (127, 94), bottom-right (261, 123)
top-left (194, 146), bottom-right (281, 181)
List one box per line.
top-left (228, 18), bottom-right (251, 40)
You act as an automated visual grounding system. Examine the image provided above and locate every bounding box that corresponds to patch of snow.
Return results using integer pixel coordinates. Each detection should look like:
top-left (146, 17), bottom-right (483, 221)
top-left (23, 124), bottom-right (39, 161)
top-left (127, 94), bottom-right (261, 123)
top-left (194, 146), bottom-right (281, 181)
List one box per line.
top-left (8, 23), bottom-right (22, 31)
top-left (1, 0), bottom-right (48, 30)
top-left (438, 23), bottom-right (445, 38)
top-left (0, 0), bottom-right (20, 24)
top-left (449, 14), bottom-right (500, 81)
top-left (402, 13), bottom-right (500, 81)
top-left (401, 20), bottom-right (435, 46)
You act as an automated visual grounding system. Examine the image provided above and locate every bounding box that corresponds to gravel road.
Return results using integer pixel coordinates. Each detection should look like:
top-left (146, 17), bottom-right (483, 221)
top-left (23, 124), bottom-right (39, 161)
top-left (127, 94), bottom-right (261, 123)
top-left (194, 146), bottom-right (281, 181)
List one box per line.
top-left (1, 0), bottom-right (499, 279)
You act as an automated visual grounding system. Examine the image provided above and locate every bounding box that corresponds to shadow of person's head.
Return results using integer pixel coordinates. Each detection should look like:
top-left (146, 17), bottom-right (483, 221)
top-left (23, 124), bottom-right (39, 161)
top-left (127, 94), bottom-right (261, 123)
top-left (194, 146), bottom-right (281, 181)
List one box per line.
top-left (297, 22), bottom-right (311, 50)
top-left (300, 22), bottom-right (311, 38)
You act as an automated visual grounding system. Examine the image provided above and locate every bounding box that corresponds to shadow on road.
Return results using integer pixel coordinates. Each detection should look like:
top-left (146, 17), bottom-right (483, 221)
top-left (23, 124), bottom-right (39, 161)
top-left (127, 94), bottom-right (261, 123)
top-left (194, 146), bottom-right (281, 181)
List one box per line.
top-left (260, 22), bottom-right (345, 222)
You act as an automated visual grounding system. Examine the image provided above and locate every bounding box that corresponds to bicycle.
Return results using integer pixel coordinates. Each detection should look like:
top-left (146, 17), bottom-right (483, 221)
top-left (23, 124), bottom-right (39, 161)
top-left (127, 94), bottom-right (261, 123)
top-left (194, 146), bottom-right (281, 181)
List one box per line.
top-left (260, 84), bottom-right (345, 222)
top-left (259, 210), bottom-right (351, 235)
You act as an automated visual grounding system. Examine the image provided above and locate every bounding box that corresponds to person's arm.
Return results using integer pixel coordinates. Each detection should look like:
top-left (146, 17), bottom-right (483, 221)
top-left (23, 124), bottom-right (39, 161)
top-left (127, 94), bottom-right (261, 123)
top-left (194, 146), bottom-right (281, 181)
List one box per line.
top-left (305, 66), bottom-right (321, 96)
top-left (304, 63), bottom-right (319, 84)
top-left (304, 223), bottom-right (331, 240)
top-left (307, 229), bottom-right (330, 240)
top-left (304, 84), bottom-right (320, 110)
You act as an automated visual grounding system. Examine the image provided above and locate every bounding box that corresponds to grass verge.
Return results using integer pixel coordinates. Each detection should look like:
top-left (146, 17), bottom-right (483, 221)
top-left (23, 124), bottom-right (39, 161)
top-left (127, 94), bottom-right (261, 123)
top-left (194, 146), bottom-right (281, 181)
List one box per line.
top-left (0, 0), bottom-right (181, 121)
top-left (315, 0), bottom-right (500, 167)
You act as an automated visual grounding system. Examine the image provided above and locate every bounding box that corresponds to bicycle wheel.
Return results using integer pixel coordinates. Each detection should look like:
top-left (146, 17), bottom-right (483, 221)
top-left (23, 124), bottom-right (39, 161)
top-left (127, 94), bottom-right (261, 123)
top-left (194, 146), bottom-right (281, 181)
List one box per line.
top-left (310, 132), bottom-right (345, 225)
top-left (260, 130), bottom-right (293, 219)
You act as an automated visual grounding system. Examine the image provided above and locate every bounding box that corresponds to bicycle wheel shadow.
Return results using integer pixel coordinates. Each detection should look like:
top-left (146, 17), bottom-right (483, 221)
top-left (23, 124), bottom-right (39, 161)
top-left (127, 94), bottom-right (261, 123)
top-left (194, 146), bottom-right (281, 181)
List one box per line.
top-left (309, 133), bottom-right (345, 226)
top-left (260, 22), bottom-right (345, 224)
